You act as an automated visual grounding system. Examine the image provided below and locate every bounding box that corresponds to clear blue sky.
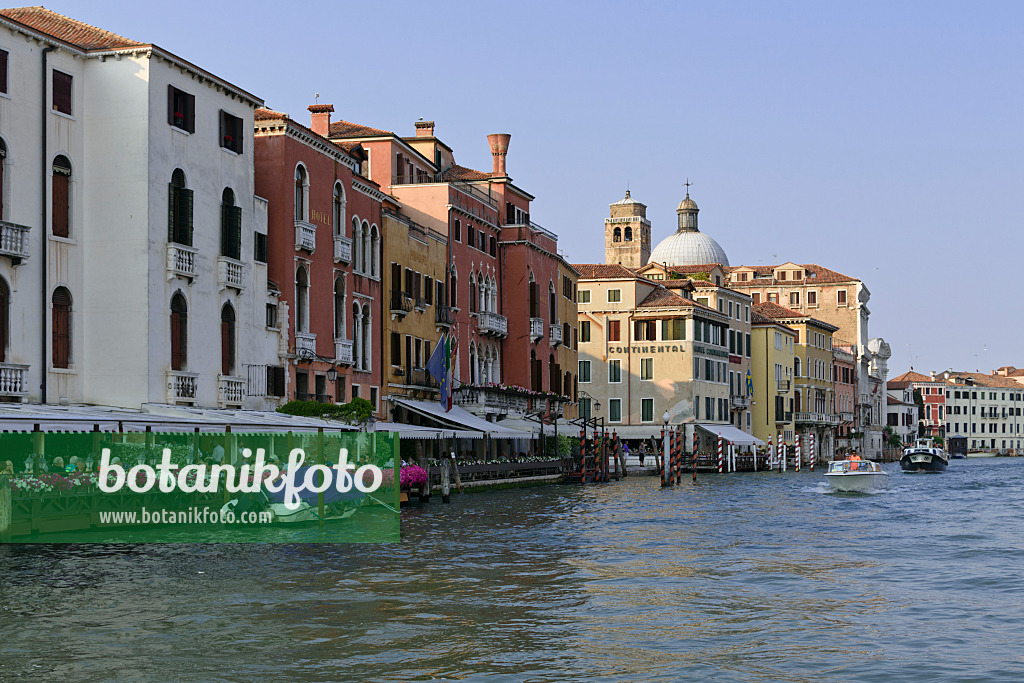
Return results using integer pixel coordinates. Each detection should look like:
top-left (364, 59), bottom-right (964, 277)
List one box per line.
top-left (45, 0), bottom-right (1023, 375)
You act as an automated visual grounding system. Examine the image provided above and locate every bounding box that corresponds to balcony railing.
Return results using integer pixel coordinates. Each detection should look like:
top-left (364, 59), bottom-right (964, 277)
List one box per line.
top-left (167, 243), bottom-right (198, 279)
top-left (435, 305), bottom-right (455, 327)
top-left (0, 363), bottom-right (29, 398)
top-left (294, 220), bottom-right (316, 252)
top-left (0, 221), bottom-right (31, 264)
top-left (333, 234), bottom-right (352, 263)
top-left (296, 392), bottom-right (332, 403)
top-left (217, 256), bottom-right (245, 292)
top-left (167, 370), bottom-right (199, 403)
top-left (390, 292), bottom-right (413, 316)
top-left (295, 332), bottom-right (316, 356)
top-left (453, 385), bottom-right (530, 415)
top-left (335, 338), bottom-right (354, 365)
top-left (794, 412), bottom-right (840, 425)
top-left (409, 368), bottom-right (438, 389)
top-left (530, 317), bottom-right (545, 342)
top-left (840, 411), bottom-right (855, 423)
top-left (548, 322), bottom-right (563, 346)
top-left (775, 411), bottom-right (793, 423)
top-left (415, 296), bottom-right (427, 311)
top-left (218, 375), bottom-right (245, 406)
top-left (478, 311), bottom-right (508, 337)
top-left (777, 380), bottom-right (791, 393)
top-left (731, 395), bottom-right (750, 409)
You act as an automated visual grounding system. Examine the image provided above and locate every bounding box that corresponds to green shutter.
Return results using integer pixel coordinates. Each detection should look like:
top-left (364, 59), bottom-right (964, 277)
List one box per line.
top-left (230, 205), bottom-right (242, 259)
top-left (168, 184), bottom-right (176, 242)
top-left (183, 188), bottom-right (194, 246)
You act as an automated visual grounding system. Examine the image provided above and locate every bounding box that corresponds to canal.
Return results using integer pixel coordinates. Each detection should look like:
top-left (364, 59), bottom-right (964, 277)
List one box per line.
top-left (2, 458), bottom-right (1023, 681)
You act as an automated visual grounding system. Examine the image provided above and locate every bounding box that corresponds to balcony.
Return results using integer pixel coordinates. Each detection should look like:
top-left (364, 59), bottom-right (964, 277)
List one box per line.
top-left (775, 411), bottom-right (793, 423)
top-left (415, 297), bottom-right (427, 312)
top-left (334, 338), bottom-right (354, 365)
top-left (777, 380), bottom-right (791, 393)
top-left (549, 322), bottom-right (563, 346)
top-left (530, 317), bottom-right (545, 342)
top-left (435, 305), bottom-right (455, 327)
top-left (453, 385), bottom-right (530, 416)
top-left (294, 220), bottom-right (316, 252)
top-left (166, 370), bottom-right (198, 403)
top-left (0, 221), bottom-right (31, 264)
top-left (409, 368), bottom-right (438, 389)
top-left (731, 395), bottom-right (750, 409)
top-left (295, 332), bottom-right (316, 357)
top-left (296, 392), bottom-right (332, 403)
top-left (390, 292), bottom-right (413, 317)
top-left (0, 363), bottom-right (29, 399)
top-left (218, 375), bottom-right (245, 406)
top-left (167, 243), bottom-right (198, 279)
top-left (840, 411), bottom-right (855, 423)
top-left (333, 234), bottom-right (352, 263)
top-left (478, 311), bottom-right (508, 337)
top-left (217, 256), bottom-right (246, 292)
top-left (794, 412), bottom-right (840, 425)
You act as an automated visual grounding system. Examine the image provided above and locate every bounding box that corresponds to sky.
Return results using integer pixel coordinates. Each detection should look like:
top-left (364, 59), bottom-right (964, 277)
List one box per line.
top-left (41, 0), bottom-right (1024, 375)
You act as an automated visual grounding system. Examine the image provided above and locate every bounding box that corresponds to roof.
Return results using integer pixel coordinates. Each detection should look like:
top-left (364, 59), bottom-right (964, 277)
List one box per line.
top-left (327, 118), bottom-right (395, 139)
top-left (611, 190), bottom-right (644, 206)
top-left (887, 396), bottom-right (914, 406)
top-left (254, 108), bottom-right (366, 165)
top-left (753, 301), bottom-right (803, 319)
top-left (667, 264), bottom-right (725, 275)
top-left (442, 164), bottom-right (492, 181)
top-left (728, 263), bottom-right (858, 284)
top-left (890, 370), bottom-right (939, 384)
top-left (574, 264), bottom-right (640, 280)
top-left (750, 309), bottom-right (796, 332)
top-left (0, 6), bottom-right (142, 50)
top-left (942, 372), bottom-right (1023, 389)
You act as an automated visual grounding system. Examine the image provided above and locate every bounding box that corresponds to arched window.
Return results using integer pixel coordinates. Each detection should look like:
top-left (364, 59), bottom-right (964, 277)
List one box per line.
top-left (296, 266), bottom-right (309, 333)
top-left (469, 343), bottom-right (477, 384)
top-left (333, 183), bottom-right (345, 236)
top-left (613, 227), bottom-right (621, 243)
top-left (351, 217), bottom-right (362, 272)
top-left (352, 302), bottom-right (362, 369)
top-left (564, 371), bottom-right (572, 398)
top-left (361, 220), bottom-right (371, 275)
top-left (360, 303), bottom-right (371, 372)
top-left (528, 271), bottom-right (537, 318)
top-left (334, 277), bottom-right (345, 339)
top-left (0, 277), bottom-right (8, 362)
top-left (450, 270), bottom-right (458, 309)
top-left (479, 275), bottom-right (487, 313)
top-left (0, 139), bottom-right (7, 220)
top-left (794, 357), bottom-right (801, 378)
top-left (468, 273), bottom-right (477, 314)
top-left (549, 282), bottom-right (557, 324)
top-left (294, 165), bottom-right (308, 222)
top-left (170, 292), bottom-right (187, 371)
top-left (52, 155), bottom-right (72, 238)
top-left (370, 225), bottom-right (380, 277)
top-left (169, 169), bottom-right (192, 246)
top-left (624, 226), bottom-right (633, 241)
top-left (221, 303), bottom-right (236, 376)
top-left (220, 187), bottom-right (241, 259)
top-left (51, 287), bottom-right (72, 369)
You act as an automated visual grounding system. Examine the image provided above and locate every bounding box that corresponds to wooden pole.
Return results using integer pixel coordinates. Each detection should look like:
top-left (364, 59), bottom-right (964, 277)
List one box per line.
top-left (317, 427), bottom-right (325, 529)
top-left (441, 458), bottom-right (451, 503)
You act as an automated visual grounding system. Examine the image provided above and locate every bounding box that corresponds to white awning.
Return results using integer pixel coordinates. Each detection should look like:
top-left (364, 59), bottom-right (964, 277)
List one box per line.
top-left (695, 423), bottom-right (764, 446)
top-left (374, 422), bottom-right (480, 439)
top-left (393, 399), bottom-right (536, 438)
top-left (604, 425), bottom-right (666, 439)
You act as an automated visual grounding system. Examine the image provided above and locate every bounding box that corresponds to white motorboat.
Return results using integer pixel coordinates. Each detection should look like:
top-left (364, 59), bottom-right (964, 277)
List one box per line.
top-left (825, 458), bottom-right (889, 493)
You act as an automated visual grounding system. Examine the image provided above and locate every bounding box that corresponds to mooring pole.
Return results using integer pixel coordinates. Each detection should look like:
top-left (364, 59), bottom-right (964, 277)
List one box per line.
top-left (795, 434), bottom-right (801, 472)
top-left (717, 435), bottom-right (723, 474)
top-left (692, 427), bottom-right (698, 483)
top-left (441, 458), bottom-right (451, 503)
top-left (810, 433), bottom-right (816, 472)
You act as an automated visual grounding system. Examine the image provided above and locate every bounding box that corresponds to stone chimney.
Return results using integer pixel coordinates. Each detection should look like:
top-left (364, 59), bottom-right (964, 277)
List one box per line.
top-left (487, 133), bottom-right (511, 177)
top-left (308, 104), bottom-right (334, 137)
top-left (929, 370), bottom-right (935, 379)
top-left (414, 120), bottom-right (435, 137)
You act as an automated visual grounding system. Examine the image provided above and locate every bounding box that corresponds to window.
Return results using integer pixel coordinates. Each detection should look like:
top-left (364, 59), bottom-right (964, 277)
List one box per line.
top-left (608, 319), bottom-right (621, 342)
top-left (266, 303), bottom-right (278, 329)
top-left (579, 360), bottom-right (591, 383)
top-left (170, 292), bottom-right (187, 371)
top-left (294, 166), bottom-right (308, 222)
top-left (333, 183), bottom-right (345, 236)
top-left (220, 110), bottom-right (243, 153)
top-left (752, 292), bottom-right (761, 304)
top-left (807, 290), bottom-right (817, 306)
top-left (51, 156), bottom-right (71, 238)
top-left (607, 289), bottom-right (621, 303)
top-left (609, 398), bottom-right (622, 422)
top-left (578, 290), bottom-right (591, 304)
top-left (642, 398), bottom-right (654, 422)
top-left (837, 289), bottom-right (848, 305)
top-left (0, 278), bottom-right (7, 363)
top-left (453, 219), bottom-right (461, 242)
top-left (489, 235), bottom-right (496, 257)
top-left (266, 366), bottom-right (286, 397)
top-left (370, 225), bottom-right (380, 277)
top-left (168, 169), bottom-right (193, 246)
top-left (254, 232), bottom-right (268, 263)
top-left (0, 139), bottom-right (6, 220)
top-left (49, 287), bottom-right (72, 369)
top-left (768, 293), bottom-right (778, 303)
top-left (52, 70), bottom-right (72, 115)
top-left (662, 319), bottom-right (685, 341)
top-left (609, 359), bottom-right (622, 383)
top-left (613, 227), bottom-right (621, 242)
top-left (334, 278), bottom-right (345, 338)
top-left (634, 320), bottom-right (656, 341)
top-left (221, 304), bottom-right (236, 376)
top-left (579, 320), bottom-right (591, 343)
top-left (167, 85), bottom-right (195, 133)
top-left (296, 266), bottom-right (309, 333)
top-left (640, 358), bottom-right (653, 381)
top-left (391, 332), bottom-right (401, 366)
top-left (220, 188), bottom-right (242, 259)
top-left (790, 291), bottom-right (800, 306)
top-left (0, 49), bottom-right (8, 95)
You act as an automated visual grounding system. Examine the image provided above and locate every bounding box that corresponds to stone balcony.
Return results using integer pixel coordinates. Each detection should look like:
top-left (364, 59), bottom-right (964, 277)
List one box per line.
top-left (840, 411), bottom-right (855, 423)
top-left (218, 375), bottom-right (245, 406)
top-left (294, 220), bottom-right (316, 252)
top-left (794, 412), bottom-right (841, 425)
top-left (529, 317), bottom-right (544, 342)
top-left (335, 338), bottom-right (354, 365)
top-left (333, 234), bottom-right (352, 263)
top-left (166, 370), bottom-right (199, 403)
top-left (0, 221), bottom-right (31, 264)
top-left (217, 256), bottom-right (245, 292)
top-left (548, 322), bottom-right (563, 346)
top-left (478, 311), bottom-right (508, 337)
top-left (167, 243), bottom-right (198, 279)
top-left (453, 385), bottom-right (530, 416)
top-left (0, 363), bottom-right (29, 399)
top-left (295, 332), bottom-right (316, 357)
top-left (731, 395), bottom-right (750, 409)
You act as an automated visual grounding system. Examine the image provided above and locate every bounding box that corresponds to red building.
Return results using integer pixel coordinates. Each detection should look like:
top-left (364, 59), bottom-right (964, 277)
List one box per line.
top-left (889, 370), bottom-right (946, 437)
top-left (254, 106), bottom-right (386, 413)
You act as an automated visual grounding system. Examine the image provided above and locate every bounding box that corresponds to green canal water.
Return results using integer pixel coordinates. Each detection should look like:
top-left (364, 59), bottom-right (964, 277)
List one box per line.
top-left (2, 457), bottom-right (1023, 681)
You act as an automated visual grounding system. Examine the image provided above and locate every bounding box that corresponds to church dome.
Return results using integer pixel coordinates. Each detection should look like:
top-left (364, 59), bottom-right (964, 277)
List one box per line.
top-left (649, 230), bottom-right (730, 267)
top-left (677, 195), bottom-right (698, 211)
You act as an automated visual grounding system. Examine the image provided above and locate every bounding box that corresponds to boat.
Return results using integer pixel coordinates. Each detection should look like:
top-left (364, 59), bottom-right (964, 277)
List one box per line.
top-left (825, 458), bottom-right (889, 493)
top-left (900, 439), bottom-right (949, 472)
top-left (221, 466), bottom-right (365, 524)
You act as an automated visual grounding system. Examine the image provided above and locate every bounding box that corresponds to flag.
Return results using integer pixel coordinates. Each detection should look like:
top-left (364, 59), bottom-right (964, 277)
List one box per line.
top-left (746, 370), bottom-right (753, 397)
top-left (445, 329), bottom-right (459, 411)
top-left (426, 331), bottom-right (457, 411)
top-left (426, 332), bottom-right (448, 384)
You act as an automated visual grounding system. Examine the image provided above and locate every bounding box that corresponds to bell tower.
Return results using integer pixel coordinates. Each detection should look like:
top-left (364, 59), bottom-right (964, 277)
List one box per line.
top-left (604, 190), bottom-right (651, 267)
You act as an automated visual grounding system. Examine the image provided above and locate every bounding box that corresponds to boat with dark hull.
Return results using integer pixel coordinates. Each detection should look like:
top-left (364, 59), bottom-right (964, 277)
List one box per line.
top-left (900, 439), bottom-right (949, 473)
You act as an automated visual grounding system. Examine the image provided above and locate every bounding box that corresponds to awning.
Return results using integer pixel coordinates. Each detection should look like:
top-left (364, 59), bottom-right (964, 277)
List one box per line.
top-left (374, 422), bottom-right (480, 439)
top-left (393, 399), bottom-right (535, 438)
top-left (695, 423), bottom-right (764, 446)
top-left (603, 425), bottom-right (667, 439)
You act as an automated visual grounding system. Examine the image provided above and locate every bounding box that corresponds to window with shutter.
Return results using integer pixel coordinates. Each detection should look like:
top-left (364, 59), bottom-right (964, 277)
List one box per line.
top-left (52, 70), bottom-right (72, 115)
top-left (168, 86), bottom-right (195, 133)
top-left (220, 110), bottom-right (243, 153)
top-left (170, 293), bottom-right (188, 371)
top-left (0, 49), bottom-right (7, 95)
top-left (0, 278), bottom-right (8, 363)
top-left (51, 287), bottom-right (72, 368)
top-left (51, 156), bottom-right (71, 238)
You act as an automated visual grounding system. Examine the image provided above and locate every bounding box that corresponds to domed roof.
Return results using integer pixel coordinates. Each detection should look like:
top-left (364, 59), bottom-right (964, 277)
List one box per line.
top-left (611, 190), bottom-right (642, 206)
top-left (649, 231), bottom-right (729, 267)
top-left (677, 195), bottom-right (698, 211)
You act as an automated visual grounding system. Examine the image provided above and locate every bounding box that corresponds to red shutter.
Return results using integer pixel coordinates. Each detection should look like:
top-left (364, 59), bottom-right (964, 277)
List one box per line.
top-left (170, 312), bottom-right (182, 371)
top-left (0, 49), bottom-right (8, 94)
top-left (221, 320), bottom-right (232, 375)
top-left (51, 291), bottom-right (70, 369)
top-left (52, 172), bottom-right (69, 237)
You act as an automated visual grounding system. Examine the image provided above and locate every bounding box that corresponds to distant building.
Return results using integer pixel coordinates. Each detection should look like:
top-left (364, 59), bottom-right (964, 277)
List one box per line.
top-left (749, 308), bottom-right (797, 447)
top-left (886, 382), bottom-right (918, 446)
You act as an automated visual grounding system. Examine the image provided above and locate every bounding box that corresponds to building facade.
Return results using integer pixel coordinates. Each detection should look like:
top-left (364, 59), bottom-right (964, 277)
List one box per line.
top-left (749, 308), bottom-right (797, 447)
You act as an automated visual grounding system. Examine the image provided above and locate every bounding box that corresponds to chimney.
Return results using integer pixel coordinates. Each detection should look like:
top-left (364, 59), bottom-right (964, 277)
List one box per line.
top-left (414, 120), bottom-right (435, 137)
top-left (487, 133), bottom-right (511, 176)
top-left (308, 103), bottom-right (334, 137)
top-left (929, 370), bottom-right (935, 379)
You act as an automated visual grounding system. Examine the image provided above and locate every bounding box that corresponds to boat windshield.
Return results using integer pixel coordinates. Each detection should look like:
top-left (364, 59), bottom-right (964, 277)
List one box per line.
top-left (829, 460), bottom-right (879, 473)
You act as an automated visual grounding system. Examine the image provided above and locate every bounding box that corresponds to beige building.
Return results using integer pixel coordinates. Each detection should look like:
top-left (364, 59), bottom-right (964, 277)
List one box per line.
top-left (750, 309), bottom-right (797, 447)
top-left (604, 191), bottom-right (651, 268)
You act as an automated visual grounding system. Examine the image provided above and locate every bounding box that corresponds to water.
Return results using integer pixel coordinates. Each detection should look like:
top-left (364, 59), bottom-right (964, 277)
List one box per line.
top-left (2, 458), bottom-right (1023, 682)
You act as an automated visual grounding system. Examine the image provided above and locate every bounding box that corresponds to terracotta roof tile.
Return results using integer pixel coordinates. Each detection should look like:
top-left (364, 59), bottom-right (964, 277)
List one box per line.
top-left (667, 264), bottom-right (724, 275)
top-left (441, 163), bottom-right (492, 181)
top-left (752, 301), bottom-right (804, 320)
top-left (0, 6), bottom-right (142, 50)
top-left (254, 108), bottom-right (368, 167)
top-left (574, 264), bottom-right (639, 280)
top-left (942, 372), bottom-right (1022, 389)
top-left (727, 263), bottom-right (858, 284)
top-left (890, 370), bottom-right (938, 384)
top-left (327, 118), bottom-right (395, 138)
top-left (750, 309), bottom-right (796, 332)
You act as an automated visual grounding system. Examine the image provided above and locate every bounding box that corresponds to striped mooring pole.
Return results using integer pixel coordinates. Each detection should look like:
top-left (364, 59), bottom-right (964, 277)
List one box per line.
top-left (777, 432), bottom-right (783, 473)
top-left (717, 435), bottom-right (724, 473)
top-left (692, 428), bottom-right (699, 483)
top-left (810, 433), bottom-right (816, 472)
top-left (767, 435), bottom-right (773, 471)
top-left (661, 428), bottom-right (671, 487)
top-left (795, 434), bottom-right (801, 472)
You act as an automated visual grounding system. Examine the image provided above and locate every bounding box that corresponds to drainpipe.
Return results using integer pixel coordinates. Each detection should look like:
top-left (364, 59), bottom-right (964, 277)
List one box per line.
top-left (40, 46), bottom-right (55, 404)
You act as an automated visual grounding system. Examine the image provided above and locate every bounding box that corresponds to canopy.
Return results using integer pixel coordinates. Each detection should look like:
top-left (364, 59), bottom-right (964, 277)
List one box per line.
top-left (374, 422), bottom-right (480, 439)
top-left (392, 399), bottom-right (536, 438)
top-left (603, 425), bottom-right (666, 439)
top-left (695, 423), bottom-right (764, 446)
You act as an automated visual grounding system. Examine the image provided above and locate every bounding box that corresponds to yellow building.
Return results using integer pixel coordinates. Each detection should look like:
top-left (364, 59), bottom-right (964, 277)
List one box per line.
top-left (556, 260), bottom-right (580, 420)
top-left (750, 307), bottom-right (797, 447)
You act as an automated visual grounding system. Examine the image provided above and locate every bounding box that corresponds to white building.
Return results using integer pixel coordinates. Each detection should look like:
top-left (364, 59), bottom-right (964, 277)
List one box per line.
top-left (0, 7), bottom-right (282, 410)
top-left (885, 383), bottom-right (918, 446)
